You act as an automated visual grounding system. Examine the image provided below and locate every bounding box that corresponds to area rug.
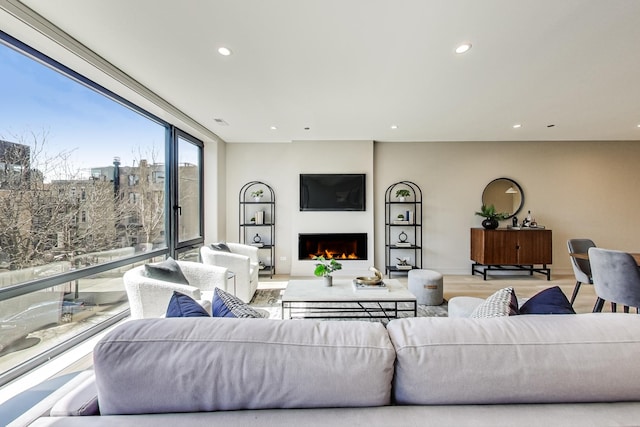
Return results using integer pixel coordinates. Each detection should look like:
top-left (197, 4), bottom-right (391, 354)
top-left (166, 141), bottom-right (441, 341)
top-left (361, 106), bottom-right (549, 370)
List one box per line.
top-left (249, 288), bottom-right (448, 320)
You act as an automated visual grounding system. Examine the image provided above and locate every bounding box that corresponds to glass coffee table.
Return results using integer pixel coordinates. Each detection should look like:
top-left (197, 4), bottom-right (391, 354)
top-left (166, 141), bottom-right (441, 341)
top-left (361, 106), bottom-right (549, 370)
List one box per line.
top-left (282, 279), bottom-right (417, 320)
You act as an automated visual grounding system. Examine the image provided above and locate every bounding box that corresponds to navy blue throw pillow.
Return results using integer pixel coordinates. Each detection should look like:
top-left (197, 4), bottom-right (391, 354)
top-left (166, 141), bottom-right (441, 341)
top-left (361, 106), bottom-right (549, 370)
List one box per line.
top-left (144, 257), bottom-right (189, 285)
top-left (166, 291), bottom-right (210, 317)
top-left (519, 286), bottom-right (576, 315)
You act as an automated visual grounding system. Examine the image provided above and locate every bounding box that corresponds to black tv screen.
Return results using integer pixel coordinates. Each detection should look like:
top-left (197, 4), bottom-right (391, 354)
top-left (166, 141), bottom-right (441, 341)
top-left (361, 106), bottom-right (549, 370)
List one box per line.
top-left (300, 174), bottom-right (366, 211)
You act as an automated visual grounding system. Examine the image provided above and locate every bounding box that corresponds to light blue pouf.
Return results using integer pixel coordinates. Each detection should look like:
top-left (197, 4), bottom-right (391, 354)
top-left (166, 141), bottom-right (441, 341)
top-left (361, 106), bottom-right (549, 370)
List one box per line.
top-left (408, 269), bottom-right (444, 305)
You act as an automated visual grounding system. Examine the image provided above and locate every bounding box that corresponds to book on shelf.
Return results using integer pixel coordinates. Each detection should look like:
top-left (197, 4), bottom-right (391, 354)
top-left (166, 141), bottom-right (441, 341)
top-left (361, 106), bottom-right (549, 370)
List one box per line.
top-left (352, 280), bottom-right (389, 292)
top-left (395, 264), bottom-right (413, 270)
top-left (395, 242), bottom-right (412, 247)
top-left (393, 220), bottom-right (409, 225)
top-left (250, 242), bottom-right (264, 247)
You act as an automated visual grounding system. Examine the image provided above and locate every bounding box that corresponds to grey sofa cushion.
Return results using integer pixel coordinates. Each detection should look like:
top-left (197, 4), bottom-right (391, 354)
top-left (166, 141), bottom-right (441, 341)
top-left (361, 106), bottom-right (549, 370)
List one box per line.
top-left (387, 313), bottom-right (640, 405)
top-left (93, 318), bottom-right (395, 415)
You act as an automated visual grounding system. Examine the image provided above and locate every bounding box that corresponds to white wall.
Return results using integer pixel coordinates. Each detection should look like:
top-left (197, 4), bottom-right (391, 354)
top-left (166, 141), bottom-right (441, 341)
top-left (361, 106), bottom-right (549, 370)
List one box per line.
top-left (224, 140), bottom-right (375, 277)
top-left (203, 138), bottom-right (226, 244)
top-left (222, 139), bottom-right (640, 277)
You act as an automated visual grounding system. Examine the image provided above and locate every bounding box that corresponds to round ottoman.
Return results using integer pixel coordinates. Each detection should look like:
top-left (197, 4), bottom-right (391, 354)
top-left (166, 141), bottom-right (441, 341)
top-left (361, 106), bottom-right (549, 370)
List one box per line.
top-left (408, 269), bottom-right (444, 305)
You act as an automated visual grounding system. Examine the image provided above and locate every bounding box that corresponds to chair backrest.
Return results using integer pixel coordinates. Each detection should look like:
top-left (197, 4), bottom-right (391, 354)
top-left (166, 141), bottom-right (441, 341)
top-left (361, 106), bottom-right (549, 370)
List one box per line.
top-left (123, 265), bottom-right (200, 319)
top-left (589, 247), bottom-right (640, 309)
top-left (567, 238), bottom-right (596, 283)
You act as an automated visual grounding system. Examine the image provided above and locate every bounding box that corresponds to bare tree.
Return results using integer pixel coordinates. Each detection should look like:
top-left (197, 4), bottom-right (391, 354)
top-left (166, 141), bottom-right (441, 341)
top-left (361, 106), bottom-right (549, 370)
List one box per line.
top-left (123, 147), bottom-right (165, 248)
top-left (0, 130), bottom-right (166, 270)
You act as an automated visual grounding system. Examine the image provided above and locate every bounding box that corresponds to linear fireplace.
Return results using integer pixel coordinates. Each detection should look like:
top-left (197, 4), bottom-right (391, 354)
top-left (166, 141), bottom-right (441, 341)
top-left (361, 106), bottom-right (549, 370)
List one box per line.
top-left (298, 233), bottom-right (368, 261)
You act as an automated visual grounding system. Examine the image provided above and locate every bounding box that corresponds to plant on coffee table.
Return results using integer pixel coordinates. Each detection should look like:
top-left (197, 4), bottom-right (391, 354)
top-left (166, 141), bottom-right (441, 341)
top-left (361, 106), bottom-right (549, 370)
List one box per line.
top-left (313, 256), bottom-right (342, 286)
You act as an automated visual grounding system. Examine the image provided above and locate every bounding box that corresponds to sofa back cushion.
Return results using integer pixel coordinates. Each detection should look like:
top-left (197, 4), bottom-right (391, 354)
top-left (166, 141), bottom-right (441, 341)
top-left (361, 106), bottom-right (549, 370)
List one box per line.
top-left (93, 318), bottom-right (395, 415)
top-left (387, 313), bottom-right (640, 405)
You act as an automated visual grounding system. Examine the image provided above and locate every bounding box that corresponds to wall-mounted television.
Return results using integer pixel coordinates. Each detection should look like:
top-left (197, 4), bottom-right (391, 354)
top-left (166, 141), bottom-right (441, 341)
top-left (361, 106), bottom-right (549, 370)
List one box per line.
top-left (300, 174), bottom-right (366, 211)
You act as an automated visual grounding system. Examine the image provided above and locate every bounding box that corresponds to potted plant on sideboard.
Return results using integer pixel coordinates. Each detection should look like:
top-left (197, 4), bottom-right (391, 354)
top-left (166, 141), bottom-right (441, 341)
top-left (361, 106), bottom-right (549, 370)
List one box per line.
top-left (475, 204), bottom-right (509, 230)
top-left (313, 256), bottom-right (342, 287)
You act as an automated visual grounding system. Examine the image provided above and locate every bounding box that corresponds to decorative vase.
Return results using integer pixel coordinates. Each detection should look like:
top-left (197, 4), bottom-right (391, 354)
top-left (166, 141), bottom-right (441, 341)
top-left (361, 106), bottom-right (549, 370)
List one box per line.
top-left (482, 218), bottom-right (499, 230)
top-left (323, 275), bottom-right (333, 287)
top-left (253, 196), bottom-right (261, 203)
top-left (399, 196), bottom-right (406, 202)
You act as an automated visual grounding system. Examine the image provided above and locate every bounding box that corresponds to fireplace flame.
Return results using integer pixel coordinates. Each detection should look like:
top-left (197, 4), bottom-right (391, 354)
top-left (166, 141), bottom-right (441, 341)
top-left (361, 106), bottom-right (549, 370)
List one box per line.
top-left (308, 250), bottom-right (359, 260)
top-left (300, 233), bottom-right (366, 261)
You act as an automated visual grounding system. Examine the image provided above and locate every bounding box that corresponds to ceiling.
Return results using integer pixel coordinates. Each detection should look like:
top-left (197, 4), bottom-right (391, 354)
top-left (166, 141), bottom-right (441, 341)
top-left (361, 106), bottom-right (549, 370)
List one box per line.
top-left (13, 0), bottom-right (640, 143)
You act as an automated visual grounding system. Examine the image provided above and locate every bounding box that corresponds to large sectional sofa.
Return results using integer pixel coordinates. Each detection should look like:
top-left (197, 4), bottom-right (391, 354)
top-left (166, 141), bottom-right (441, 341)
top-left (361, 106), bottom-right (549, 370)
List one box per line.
top-left (28, 313), bottom-right (640, 426)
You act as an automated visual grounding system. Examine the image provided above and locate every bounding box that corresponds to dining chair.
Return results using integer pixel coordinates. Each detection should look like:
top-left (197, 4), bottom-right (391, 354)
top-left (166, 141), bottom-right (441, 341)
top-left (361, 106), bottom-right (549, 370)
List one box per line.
top-left (567, 238), bottom-right (596, 305)
top-left (588, 247), bottom-right (640, 313)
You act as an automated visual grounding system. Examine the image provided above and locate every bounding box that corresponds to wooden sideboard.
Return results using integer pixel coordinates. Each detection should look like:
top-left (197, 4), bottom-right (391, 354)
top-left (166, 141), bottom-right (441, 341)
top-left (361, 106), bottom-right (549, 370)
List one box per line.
top-left (470, 228), bottom-right (552, 280)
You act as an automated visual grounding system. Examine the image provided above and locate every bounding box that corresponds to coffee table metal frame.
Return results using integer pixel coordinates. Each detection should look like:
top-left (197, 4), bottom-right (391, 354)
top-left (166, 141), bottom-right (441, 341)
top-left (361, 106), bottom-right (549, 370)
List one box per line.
top-left (281, 279), bottom-right (417, 321)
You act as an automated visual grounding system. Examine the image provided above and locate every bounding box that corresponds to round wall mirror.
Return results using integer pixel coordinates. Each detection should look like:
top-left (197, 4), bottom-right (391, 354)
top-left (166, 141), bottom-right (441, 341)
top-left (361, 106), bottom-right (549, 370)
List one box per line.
top-left (481, 178), bottom-right (524, 219)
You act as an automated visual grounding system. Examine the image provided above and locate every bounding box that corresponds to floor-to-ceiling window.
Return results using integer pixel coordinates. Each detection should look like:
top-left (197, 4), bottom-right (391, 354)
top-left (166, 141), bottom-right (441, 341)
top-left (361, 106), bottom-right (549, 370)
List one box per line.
top-left (174, 132), bottom-right (203, 261)
top-left (0, 30), bottom-right (204, 385)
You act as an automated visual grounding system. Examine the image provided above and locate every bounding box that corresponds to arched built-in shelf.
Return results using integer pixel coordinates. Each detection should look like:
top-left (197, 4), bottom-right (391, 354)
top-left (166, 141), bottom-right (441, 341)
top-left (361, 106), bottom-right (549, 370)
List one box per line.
top-left (239, 181), bottom-right (275, 278)
top-left (384, 181), bottom-right (422, 278)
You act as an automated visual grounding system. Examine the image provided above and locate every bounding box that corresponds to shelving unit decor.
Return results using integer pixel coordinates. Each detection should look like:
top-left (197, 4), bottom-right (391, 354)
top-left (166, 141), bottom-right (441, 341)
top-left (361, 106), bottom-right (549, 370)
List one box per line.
top-left (384, 181), bottom-right (422, 277)
top-left (239, 181), bottom-right (275, 278)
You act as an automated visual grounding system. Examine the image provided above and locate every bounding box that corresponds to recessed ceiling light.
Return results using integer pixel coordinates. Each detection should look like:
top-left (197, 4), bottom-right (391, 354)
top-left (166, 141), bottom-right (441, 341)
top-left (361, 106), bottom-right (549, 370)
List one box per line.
top-left (455, 43), bottom-right (472, 54)
top-left (390, 125), bottom-right (398, 130)
top-left (637, 124), bottom-right (640, 128)
top-left (217, 47), bottom-right (232, 56)
top-left (270, 126), bottom-right (277, 130)
top-left (512, 124), bottom-right (522, 129)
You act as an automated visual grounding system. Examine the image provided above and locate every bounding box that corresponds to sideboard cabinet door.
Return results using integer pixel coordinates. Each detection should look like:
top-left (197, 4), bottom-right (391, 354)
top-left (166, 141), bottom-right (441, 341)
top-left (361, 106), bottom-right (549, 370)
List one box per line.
top-left (516, 230), bottom-right (552, 265)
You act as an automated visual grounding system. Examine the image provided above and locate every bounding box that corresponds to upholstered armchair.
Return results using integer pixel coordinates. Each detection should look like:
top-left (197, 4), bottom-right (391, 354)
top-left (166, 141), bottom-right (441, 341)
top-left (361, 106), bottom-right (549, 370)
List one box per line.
top-left (123, 260), bottom-right (228, 319)
top-left (200, 243), bottom-right (259, 303)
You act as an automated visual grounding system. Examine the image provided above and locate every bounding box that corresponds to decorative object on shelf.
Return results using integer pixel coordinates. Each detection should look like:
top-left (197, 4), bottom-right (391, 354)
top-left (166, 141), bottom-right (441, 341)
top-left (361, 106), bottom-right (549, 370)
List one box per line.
top-left (250, 233), bottom-right (264, 247)
top-left (398, 231), bottom-right (408, 243)
top-left (475, 204), bottom-right (509, 230)
top-left (395, 188), bottom-right (411, 202)
top-left (251, 189), bottom-right (264, 202)
top-left (313, 255), bottom-right (342, 287)
top-left (354, 266), bottom-right (384, 286)
top-left (396, 257), bottom-right (412, 270)
top-left (394, 213), bottom-right (409, 225)
top-left (254, 210), bottom-right (264, 225)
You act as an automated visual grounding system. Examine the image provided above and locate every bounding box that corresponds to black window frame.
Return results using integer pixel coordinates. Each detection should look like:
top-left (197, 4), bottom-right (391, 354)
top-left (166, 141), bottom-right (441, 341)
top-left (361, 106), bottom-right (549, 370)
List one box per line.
top-left (0, 29), bottom-right (205, 385)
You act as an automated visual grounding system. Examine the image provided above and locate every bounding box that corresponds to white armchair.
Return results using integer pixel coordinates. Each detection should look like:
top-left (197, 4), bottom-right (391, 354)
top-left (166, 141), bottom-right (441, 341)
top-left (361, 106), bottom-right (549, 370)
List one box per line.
top-left (123, 260), bottom-right (228, 319)
top-left (200, 243), bottom-right (259, 303)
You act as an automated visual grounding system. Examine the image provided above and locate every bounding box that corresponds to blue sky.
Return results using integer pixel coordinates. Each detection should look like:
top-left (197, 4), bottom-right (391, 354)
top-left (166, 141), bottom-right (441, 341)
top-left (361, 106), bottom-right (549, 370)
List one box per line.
top-left (0, 41), bottom-right (165, 179)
